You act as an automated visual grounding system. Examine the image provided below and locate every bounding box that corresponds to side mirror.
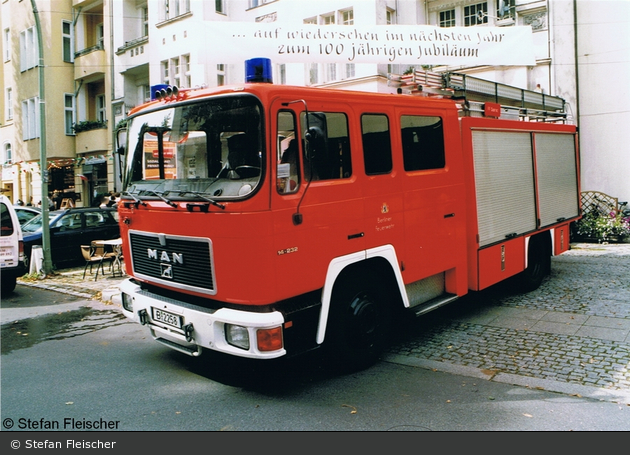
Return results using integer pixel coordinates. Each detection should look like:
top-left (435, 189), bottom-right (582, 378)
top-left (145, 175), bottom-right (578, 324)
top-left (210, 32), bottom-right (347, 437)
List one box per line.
top-left (116, 128), bottom-right (127, 155)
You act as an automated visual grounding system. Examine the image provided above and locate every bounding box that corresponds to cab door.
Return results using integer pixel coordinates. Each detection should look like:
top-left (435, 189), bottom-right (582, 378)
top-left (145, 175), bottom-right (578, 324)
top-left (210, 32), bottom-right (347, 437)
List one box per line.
top-left (397, 109), bottom-right (467, 296)
top-left (271, 99), bottom-right (364, 301)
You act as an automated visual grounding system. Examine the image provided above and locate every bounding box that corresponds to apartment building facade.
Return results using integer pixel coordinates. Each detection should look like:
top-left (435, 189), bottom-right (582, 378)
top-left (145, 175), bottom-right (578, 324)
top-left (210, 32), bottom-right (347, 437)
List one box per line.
top-left (2, 0), bottom-right (628, 208)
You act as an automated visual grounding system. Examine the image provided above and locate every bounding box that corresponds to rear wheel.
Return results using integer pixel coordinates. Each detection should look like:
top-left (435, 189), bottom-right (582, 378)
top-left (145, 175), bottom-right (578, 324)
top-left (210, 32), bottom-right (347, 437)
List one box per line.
top-left (517, 236), bottom-right (550, 292)
top-left (326, 274), bottom-right (391, 372)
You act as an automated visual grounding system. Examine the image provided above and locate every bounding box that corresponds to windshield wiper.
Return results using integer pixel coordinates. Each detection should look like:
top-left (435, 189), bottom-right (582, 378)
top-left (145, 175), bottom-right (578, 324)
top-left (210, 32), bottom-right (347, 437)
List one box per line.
top-left (180, 191), bottom-right (226, 210)
top-left (122, 191), bottom-right (147, 207)
top-left (143, 190), bottom-right (178, 208)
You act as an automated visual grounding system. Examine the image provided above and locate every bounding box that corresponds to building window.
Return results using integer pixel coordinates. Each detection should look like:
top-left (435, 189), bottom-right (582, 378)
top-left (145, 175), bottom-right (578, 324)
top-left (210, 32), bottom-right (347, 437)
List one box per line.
top-left (345, 64), bottom-right (355, 79)
top-left (325, 63), bottom-right (336, 82)
top-left (161, 60), bottom-right (170, 84)
top-left (3, 143), bottom-right (12, 165)
top-left (62, 20), bottom-right (74, 63)
top-left (182, 54), bottom-right (191, 88)
top-left (279, 64), bottom-right (286, 84)
top-left (141, 85), bottom-right (151, 103)
top-left (464, 2), bottom-right (488, 26)
top-left (172, 57), bottom-right (180, 87)
top-left (217, 64), bottom-right (225, 86)
top-left (142, 7), bottom-right (149, 36)
top-left (386, 8), bottom-right (396, 25)
top-left (341, 9), bottom-right (353, 25)
top-left (96, 95), bottom-right (106, 122)
top-left (216, 0), bottom-right (224, 14)
top-left (5, 87), bottom-right (12, 121)
top-left (440, 9), bottom-right (456, 27)
top-left (3, 28), bottom-right (10, 62)
top-left (96, 23), bottom-right (104, 49)
top-left (162, 0), bottom-right (191, 21)
top-left (308, 63), bottom-right (318, 85)
top-left (22, 97), bottom-right (40, 140)
top-left (250, 0), bottom-right (273, 7)
top-left (321, 14), bottom-right (335, 25)
top-left (64, 94), bottom-right (75, 136)
top-left (19, 26), bottom-right (38, 72)
top-left (497, 0), bottom-right (515, 20)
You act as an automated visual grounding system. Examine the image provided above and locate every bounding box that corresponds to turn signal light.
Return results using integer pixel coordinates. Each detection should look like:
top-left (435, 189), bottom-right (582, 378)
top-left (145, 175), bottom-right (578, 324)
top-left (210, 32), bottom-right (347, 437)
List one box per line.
top-left (256, 327), bottom-right (283, 352)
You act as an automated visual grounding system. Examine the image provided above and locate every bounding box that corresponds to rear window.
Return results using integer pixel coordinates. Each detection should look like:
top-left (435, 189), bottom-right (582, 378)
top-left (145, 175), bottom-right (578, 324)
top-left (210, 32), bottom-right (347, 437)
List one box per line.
top-left (1, 202), bottom-right (15, 236)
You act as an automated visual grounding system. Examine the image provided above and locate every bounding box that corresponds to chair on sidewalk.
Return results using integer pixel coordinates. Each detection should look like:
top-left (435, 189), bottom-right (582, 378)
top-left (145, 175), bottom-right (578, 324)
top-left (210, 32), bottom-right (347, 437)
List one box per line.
top-left (81, 244), bottom-right (113, 281)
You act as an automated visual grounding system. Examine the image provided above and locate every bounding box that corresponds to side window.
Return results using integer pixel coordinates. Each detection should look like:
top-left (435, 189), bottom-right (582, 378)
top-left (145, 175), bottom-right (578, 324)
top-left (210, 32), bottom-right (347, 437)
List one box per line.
top-left (1, 203), bottom-right (14, 236)
top-left (300, 112), bottom-right (351, 181)
top-left (401, 116), bottom-right (445, 171)
top-left (361, 114), bottom-right (392, 175)
top-left (54, 213), bottom-right (82, 231)
top-left (85, 212), bottom-right (106, 227)
top-left (276, 110), bottom-right (300, 194)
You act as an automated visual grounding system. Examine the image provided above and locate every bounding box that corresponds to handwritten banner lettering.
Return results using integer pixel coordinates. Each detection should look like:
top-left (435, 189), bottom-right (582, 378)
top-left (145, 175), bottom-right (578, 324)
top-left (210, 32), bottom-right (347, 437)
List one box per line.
top-left (207, 23), bottom-right (536, 66)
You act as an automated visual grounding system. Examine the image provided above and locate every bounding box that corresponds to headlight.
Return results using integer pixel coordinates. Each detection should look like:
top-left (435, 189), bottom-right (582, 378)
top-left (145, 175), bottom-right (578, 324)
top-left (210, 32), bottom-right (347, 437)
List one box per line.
top-left (225, 324), bottom-right (250, 350)
top-left (121, 293), bottom-right (133, 312)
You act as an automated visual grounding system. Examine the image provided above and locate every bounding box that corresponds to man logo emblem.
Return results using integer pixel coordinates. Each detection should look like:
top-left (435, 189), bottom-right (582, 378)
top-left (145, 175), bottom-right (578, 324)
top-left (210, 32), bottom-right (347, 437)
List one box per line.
top-left (160, 263), bottom-right (173, 279)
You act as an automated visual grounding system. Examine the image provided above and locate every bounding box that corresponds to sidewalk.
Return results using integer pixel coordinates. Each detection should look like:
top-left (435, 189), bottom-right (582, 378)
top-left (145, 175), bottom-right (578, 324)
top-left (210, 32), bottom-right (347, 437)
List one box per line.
top-left (386, 242), bottom-right (630, 404)
top-left (17, 262), bottom-right (127, 304)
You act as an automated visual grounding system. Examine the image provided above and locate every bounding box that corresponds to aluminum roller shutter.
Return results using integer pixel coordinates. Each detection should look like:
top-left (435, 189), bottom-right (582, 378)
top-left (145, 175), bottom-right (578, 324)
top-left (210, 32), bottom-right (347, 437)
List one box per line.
top-left (472, 130), bottom-right (537, 247)
top-left (535, 133), bottom-right (579, 227)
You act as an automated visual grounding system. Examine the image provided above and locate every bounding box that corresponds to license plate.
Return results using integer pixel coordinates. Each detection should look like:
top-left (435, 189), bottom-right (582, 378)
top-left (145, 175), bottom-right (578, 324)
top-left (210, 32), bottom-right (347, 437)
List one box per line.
top-left (152, 308), bottom-right (182, 329)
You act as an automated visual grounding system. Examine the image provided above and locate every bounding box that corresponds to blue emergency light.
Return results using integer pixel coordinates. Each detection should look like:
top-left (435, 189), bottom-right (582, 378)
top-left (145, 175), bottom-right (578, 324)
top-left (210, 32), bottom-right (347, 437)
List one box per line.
top-left (245, 58), bottom-right (272, 83)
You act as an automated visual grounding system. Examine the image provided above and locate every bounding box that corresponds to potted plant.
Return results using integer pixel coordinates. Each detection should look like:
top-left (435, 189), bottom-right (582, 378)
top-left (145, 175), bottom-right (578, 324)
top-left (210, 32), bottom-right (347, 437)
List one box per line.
top-left (72, 120), bottom-right (108, 134)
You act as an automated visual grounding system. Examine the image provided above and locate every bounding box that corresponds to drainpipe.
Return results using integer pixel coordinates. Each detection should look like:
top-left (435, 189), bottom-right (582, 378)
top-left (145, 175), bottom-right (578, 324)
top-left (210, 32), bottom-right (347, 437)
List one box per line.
top-left (109, 0), bottom-right (117, 191)
top-left (30, 0), bottom-right (53, 275)
top-left (572, 0), bottom-right (581, 128)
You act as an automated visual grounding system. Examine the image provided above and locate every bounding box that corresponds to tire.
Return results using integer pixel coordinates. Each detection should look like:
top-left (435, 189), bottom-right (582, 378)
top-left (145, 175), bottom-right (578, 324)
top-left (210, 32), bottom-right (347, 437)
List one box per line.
top-left (1, 276), bottom-right (17, 295)
top-left (325, 274), bottom-right (392, 372)
top-left (517, 237), bottom-right (550, 292)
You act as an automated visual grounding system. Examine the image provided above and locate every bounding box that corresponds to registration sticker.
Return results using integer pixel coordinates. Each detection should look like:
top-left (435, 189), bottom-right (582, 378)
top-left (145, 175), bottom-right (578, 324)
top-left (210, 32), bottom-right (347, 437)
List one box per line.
top-left (152, 308), bottom-right (183, 329)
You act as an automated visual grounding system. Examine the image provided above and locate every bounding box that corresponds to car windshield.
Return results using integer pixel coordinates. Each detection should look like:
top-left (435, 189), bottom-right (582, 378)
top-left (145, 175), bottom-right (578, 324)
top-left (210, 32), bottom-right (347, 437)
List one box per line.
top-left (21, 211), bottom-right (64, 233)
top-left (21, 213), bottom-right (44, 233)
top-left (123, 93), bottom-right (264, 202)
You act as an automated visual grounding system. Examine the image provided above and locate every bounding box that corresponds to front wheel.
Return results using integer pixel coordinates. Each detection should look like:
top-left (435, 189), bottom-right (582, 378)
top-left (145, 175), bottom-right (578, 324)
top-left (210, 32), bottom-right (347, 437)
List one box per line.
top-left (325, 278), bottom-right (391, 372)
top-left (1, 276), bottom-right (17, 294)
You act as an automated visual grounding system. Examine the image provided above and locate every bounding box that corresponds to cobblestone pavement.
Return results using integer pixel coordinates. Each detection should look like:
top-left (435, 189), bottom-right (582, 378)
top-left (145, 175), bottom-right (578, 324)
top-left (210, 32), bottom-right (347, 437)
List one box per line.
top-left (385, 243), bottom-right (630, 404)
top-left (16, 243), bottom-right (630, 404)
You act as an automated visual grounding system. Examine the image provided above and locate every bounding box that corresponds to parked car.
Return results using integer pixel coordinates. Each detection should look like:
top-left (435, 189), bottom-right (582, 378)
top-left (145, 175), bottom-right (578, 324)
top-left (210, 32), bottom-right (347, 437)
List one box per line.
top-left (21, 207), bottom-right (120, 267)
top-left (1, 195), bottom-right (28, 293)
top-left (14, 205), bottom-right (41, 226)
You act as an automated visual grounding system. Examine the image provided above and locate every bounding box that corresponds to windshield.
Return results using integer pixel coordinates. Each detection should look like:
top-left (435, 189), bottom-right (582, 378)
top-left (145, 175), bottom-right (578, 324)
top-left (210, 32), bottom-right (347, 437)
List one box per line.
top-left (21, 213), bottom-right (45, 233)
top-left (124, 94), bottom-right (264, 202)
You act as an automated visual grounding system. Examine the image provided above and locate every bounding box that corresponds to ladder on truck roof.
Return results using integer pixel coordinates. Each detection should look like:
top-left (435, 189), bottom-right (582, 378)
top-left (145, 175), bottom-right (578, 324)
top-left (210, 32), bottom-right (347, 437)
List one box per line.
top-left (388, 70), bottom-right (570, 123)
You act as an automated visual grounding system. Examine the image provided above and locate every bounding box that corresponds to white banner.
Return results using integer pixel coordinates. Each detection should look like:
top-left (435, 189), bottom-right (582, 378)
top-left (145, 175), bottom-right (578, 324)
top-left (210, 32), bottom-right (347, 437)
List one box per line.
top-left (208, 23), bottom-right (536, 66)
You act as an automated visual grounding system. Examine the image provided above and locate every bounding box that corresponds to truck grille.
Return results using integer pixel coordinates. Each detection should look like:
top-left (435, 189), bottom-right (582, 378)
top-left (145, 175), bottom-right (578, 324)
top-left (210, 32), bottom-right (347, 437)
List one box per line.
top-left (129, 231), bottom-right (216, 295)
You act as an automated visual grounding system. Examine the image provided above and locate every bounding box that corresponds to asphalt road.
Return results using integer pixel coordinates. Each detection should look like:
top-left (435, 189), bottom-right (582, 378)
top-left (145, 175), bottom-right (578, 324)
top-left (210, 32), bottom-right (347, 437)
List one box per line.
top-left (1, 242), bottom-right (629, 436)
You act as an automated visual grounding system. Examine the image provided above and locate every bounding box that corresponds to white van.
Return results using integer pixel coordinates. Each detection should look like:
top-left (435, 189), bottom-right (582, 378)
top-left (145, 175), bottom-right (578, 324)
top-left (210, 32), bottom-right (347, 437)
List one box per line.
top-left (1, 195), bottom-right (28, 294)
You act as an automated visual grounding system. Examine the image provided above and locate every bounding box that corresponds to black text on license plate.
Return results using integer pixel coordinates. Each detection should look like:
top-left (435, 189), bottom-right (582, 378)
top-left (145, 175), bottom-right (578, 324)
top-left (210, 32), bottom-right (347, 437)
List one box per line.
top-left (152, 308), bottom-right (182, 329)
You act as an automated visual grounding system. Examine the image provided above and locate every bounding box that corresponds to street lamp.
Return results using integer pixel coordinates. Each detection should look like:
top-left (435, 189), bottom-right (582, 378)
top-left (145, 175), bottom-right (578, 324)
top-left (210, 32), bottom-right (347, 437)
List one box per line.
top-left (30, 0), bottom-right (53, 275)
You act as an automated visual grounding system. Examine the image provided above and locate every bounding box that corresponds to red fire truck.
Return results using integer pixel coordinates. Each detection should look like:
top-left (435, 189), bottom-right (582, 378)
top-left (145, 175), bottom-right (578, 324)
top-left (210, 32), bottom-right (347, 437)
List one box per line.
top-left (117, 62), bottom-right (580, 370)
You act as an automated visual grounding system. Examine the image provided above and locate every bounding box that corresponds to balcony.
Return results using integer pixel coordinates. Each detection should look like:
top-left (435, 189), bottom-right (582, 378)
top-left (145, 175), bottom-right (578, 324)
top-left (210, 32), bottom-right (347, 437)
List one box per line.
top-left (75, 124), bottom-right (109, 154)
top-left (74, 46), bottom-right (106, 82)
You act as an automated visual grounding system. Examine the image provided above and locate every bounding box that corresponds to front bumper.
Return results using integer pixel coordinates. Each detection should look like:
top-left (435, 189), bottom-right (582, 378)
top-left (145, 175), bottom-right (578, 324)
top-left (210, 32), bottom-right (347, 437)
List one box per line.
top-left (119, 279), bottom-right (286, 359)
